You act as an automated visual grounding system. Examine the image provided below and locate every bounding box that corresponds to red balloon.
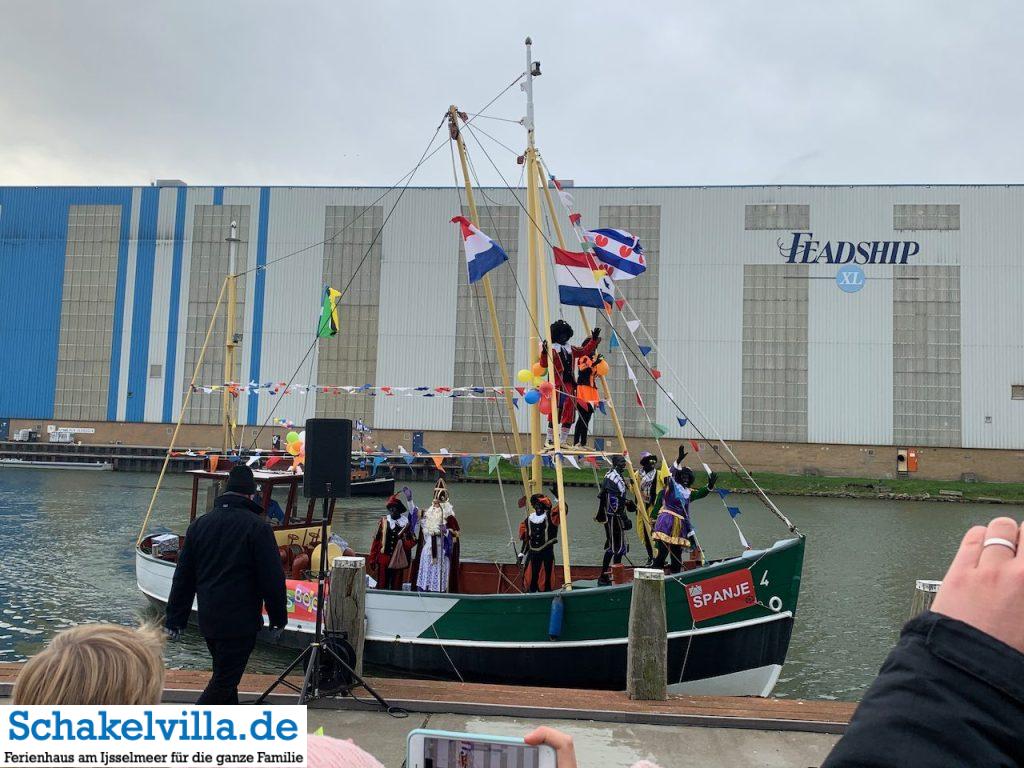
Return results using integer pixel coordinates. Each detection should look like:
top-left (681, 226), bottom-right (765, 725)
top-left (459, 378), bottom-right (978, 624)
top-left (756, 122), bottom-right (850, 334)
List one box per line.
top-left (538, 398), bottom-right (552, 415)
top-left (539, 381), bottom-right (555, 396)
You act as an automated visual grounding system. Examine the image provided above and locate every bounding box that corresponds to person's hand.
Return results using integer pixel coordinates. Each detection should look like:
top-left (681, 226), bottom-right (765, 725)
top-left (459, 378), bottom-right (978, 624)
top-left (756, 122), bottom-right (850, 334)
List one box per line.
top-left (524, 726), bottom-right (577, 768)
top-left (590, 327), bottom-right (601, 341)
top-left (707, 471), bottom-right (718, 490)
top-left (164, 627), bottom-right (183, 642)
top-left (932, 517), bottom-right (1024, 653)
top-left (676, 445), bottom-right (687, 464)
top-left (402, 486), bottom-right (413, 502)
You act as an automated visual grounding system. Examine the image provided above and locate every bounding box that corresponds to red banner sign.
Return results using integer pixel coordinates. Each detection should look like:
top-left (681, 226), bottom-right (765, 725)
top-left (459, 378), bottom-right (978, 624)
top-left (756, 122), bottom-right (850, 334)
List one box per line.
top-left (685, 568), bottom-right (757, 622)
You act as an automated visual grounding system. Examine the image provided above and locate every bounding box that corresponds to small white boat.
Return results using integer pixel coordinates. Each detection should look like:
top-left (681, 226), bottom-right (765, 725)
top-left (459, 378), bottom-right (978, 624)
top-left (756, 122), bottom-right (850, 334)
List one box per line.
top-left (0, 458), bottom-right (113, 471)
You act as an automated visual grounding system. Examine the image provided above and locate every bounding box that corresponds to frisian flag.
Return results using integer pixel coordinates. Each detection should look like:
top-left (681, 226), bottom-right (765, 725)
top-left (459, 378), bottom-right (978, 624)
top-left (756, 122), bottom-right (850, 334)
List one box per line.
top-left (585, 228), bottom-right (647, 280)
top-left (452, 215), bottom-right (509, 283)
top-left (554, 248), bottom-right (614, 309)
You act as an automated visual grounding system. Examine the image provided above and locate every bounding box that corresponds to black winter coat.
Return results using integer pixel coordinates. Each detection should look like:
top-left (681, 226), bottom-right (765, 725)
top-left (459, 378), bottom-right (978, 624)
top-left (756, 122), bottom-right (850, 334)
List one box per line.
top-left (165, 493), bottom-right (288, 639)
top-left (823, 611), bottom-right (1024, 768)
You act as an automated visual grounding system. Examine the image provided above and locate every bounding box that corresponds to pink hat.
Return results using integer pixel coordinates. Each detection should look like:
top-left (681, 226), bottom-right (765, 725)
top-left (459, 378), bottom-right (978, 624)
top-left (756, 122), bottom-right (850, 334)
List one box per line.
top-left (307, 735), bottom-right (385, 768)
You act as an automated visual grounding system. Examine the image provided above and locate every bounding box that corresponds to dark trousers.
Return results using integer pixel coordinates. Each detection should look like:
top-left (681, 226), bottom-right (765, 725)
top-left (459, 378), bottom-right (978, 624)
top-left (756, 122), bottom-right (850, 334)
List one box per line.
top-left (527, 548), bottom-right (555, 593)
top-left (653, 541), bottom-right (686, 574)
top-left (198, 634), bottom-right (257, 704)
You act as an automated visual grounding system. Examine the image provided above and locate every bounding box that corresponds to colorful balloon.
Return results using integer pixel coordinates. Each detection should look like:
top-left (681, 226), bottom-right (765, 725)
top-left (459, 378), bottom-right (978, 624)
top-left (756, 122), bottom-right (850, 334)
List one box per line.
top-left (539, 381), bottom-right (554, 396)
top-left (516, 368), bottom-right (533, 383)
top-left (533, 376), bottom-right (545, 387)
top-left (286, 431), bottom-right (300, 444)
top-left (524, 389), bottom-right (541, 405)
top-left (531, 362), bottom-right (545, 377)
top-left (287, 442), bottom-right (300, 456)
top-left (538, 398), bottom-right (552, 415)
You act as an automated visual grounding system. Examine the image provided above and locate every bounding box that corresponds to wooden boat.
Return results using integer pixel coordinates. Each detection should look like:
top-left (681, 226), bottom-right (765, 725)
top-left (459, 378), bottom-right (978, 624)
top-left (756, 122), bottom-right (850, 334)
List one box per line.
top-left (135, 39), bottom-right (805, 696)
top-left (137, 468), bottom-right (803, 695)
top-left (349, 467), bottom-right (395, 497)
top-left (0, 458), bottom-right (113, 471)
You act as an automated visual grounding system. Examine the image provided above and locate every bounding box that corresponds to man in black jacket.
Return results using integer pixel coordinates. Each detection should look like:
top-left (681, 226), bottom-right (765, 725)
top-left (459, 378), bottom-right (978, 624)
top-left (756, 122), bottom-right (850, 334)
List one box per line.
top-left (165, 464), bottom-right (287, 704)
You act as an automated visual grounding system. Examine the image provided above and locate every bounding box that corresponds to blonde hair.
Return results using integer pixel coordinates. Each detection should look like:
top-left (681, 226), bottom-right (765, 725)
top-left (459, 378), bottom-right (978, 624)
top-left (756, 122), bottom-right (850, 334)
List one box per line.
top-left (14, 623), bottom-right (166, 705)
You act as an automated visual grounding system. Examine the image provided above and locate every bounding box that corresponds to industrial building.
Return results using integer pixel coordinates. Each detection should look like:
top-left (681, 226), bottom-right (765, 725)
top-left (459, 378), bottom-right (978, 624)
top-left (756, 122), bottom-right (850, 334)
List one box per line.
top-left (1, 183), bottom-right (1022, 474)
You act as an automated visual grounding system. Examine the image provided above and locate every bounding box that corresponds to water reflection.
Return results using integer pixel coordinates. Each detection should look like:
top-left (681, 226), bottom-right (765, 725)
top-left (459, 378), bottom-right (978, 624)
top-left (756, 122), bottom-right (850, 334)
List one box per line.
top-left (0, 468), bottom-right (1019, 700)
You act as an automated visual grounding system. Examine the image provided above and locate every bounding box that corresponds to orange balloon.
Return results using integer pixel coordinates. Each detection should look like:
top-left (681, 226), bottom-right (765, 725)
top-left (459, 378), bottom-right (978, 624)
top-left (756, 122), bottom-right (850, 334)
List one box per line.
top-left (531, 362), bottom-right (546, 377)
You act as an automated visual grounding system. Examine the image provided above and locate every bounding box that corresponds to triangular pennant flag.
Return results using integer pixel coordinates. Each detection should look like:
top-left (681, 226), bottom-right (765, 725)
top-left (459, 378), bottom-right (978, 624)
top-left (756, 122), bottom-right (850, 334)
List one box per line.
top-left (689, 439), bottom-right (700, 453)
top-left (716, 488), bottom-right (731, 499)
top-left (626, 319), bottom-right (641, 333)
top-left (372, 455), bottom-right (386, 472)
top-left (488, 455), bottom-right (500, 474)
top-left (460, 456), bottom-right (473, 474)
top-left (518, 454), bottom-right (534, 467)
top-left (246, 455), bottom-right (260, 467)
top-left (403, 455), bottom-right (415, 465)
top-left (727, 506), bottom-right (741, 518)
top-left (609, 331), bottom-right (620, 349)
top-left (676, 416), bottom-right (688, 427)
top-left (624, 358), bottom-right (637, 383)
top-left (734, 519), bottom-right (751, 550)
top-left (615, 298), bottom-right (625, 310)
top-left (651, 368), bottom-right (662, 380)
top-left (542, 455), bottom-right (554, 468)
top-left (512, 397), bottom-right (519, 409)
top-left (636, 392), bottom-right (644, 406)
top-left (651, 422), bottom-right (668, 438)
top-left (639, 345), bottom-right (651, 357)
top-left (564, 454), bottom-right (581, 470)
top-left (432, 455), bottom-right (445, 473)
top-left (597, 401), bottom-right (606, 414)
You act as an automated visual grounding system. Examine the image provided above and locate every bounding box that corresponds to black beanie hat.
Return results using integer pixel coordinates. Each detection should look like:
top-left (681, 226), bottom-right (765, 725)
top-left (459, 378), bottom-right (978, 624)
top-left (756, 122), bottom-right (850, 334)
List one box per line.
top-left (226, 464), bottom-right (257, 495)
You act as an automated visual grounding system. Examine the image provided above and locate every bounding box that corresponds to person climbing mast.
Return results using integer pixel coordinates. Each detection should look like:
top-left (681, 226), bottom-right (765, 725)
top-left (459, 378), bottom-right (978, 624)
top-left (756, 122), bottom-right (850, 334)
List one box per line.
top-left (538, 319), bottom-right (600, 447)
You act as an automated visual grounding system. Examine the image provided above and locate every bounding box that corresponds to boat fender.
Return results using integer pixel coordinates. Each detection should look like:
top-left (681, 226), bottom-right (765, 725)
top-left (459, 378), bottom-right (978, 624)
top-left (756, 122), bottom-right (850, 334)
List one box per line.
top-left (548, 594), bottom-right (564, 640)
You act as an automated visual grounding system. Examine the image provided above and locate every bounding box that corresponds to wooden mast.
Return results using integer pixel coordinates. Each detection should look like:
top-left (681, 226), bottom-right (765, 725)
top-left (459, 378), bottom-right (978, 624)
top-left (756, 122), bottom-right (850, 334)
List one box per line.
top-left (524, 37), bottom-right (573, 588)
top-left (535, 157), bottom-right (653, 545)
top-left (448, 105), bottom-right (530, 501)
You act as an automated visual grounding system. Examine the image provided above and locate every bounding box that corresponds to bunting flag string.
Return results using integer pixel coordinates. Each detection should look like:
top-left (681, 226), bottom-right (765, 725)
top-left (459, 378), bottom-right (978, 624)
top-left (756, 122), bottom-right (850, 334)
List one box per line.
top-left (188, 382), bottom-right (562, 400)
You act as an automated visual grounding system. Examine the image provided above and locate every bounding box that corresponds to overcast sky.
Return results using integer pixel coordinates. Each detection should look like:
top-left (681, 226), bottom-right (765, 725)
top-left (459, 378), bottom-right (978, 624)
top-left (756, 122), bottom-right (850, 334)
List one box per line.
top-left (1, 1), bottom-right (1020, 187)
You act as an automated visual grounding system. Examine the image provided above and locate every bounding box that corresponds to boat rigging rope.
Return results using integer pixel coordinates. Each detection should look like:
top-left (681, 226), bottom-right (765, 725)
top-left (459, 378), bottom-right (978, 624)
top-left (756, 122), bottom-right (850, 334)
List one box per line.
top-left (137, 279), bottom-right (228, 545)
top-left (245, 119), bottom-right (446, 450)
top-left (463, 125), bottom-right (797, 533)
top-left (449, 140), bottom-right (518, 560)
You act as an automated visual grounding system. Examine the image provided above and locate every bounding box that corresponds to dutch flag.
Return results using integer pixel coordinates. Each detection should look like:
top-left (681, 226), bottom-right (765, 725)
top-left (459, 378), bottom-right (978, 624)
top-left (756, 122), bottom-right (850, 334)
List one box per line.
top-left (585, 228), bottom-right (647, 280)
top-left (554, 248), bottom-right (613, 309)
top-left (452, 216), bottom-right (509, 284)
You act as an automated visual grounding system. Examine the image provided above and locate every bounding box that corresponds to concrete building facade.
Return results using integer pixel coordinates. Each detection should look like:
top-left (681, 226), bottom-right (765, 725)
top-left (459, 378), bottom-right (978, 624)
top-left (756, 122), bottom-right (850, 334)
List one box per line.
top-left (1, 183), bottom-right (1022, 460)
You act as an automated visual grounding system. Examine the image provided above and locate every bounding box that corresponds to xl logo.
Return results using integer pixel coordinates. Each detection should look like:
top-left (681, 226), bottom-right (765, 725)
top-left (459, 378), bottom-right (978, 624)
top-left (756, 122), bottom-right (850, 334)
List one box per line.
top-left (836, 264), bottom-right (866, 293)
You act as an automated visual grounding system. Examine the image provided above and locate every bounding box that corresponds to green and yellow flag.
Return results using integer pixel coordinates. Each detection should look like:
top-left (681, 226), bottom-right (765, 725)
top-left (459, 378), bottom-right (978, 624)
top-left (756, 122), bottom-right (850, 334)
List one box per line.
top-left (318, 287), bottom-right (341, 338)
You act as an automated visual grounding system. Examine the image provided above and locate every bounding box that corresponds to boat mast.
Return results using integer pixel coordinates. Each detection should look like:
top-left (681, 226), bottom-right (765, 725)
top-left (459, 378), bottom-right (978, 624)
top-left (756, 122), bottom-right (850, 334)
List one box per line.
top-left (448, 105), bottom-right (531, 501)
top-left (524, 37), bottom-right (574, 589)
top-left (223, 221), bottom-right (241, 453)
top-left (534, 157), bottom-right (653, 544)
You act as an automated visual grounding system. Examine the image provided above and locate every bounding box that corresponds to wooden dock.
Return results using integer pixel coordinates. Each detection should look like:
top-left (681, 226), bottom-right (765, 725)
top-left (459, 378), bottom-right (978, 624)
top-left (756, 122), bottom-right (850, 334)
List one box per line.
top-left (0, 663), bottom-right (855, 734)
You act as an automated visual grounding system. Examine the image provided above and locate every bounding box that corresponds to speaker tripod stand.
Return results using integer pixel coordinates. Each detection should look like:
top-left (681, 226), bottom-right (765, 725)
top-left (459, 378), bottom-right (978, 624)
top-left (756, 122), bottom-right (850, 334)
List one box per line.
top-left (254, 489), bottom-right (394, 710)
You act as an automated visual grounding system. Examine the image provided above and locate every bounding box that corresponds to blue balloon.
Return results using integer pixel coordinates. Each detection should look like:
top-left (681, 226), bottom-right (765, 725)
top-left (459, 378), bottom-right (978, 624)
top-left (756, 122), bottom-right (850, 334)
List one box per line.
top-left (524, 389), bottom-right (541, 405)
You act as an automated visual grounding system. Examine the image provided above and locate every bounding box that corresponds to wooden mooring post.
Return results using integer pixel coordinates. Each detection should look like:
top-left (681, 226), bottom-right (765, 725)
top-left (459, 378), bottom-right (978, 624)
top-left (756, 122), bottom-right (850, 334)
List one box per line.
top-left (910, 579), bottom-right (942, 619)
top-left (327, 556), bottom-right (366, 675)
top-left (627, 567), bottom-right (667, 701)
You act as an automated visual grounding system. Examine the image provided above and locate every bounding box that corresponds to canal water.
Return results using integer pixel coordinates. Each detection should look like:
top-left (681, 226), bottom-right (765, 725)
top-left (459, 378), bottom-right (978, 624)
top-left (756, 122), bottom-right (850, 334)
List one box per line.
top-left (1, 468), bottom-right (1019, 700)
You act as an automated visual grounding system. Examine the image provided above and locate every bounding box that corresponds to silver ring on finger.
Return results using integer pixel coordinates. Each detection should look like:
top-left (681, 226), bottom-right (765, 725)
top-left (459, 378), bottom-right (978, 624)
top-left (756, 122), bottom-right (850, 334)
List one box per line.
top-left (983, 537), bottom-right (1017, 553)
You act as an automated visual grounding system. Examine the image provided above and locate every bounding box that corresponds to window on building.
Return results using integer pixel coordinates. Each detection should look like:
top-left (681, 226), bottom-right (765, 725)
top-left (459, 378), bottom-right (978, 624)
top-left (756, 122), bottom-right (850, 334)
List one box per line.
top-left (744, 204), bottom-right (809, 231)
top-left (893, 204), bottom-right (960, 231)
top-left (1012, 385), bottom-right (1024, 400)
top-left (149, 364), bottom-right (162, 379)
top-left (54, 205), bottom-right (122, 421)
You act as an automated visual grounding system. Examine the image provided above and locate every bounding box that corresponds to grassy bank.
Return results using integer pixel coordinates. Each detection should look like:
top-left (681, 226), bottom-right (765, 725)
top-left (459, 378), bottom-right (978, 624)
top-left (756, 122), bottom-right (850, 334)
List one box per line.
top-left (462, 463), bottom-right (1024, 504)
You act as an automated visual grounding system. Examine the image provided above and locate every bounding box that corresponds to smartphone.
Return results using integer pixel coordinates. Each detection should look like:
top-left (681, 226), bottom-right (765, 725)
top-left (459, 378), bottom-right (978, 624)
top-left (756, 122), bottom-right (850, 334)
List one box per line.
top-left (406, 728), bottom-right (557, 768)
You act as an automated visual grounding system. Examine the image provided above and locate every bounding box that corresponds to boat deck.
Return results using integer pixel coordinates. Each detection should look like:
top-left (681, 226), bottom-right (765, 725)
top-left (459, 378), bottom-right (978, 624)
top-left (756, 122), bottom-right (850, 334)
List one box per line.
top-left (0, 663), bottom-right (855, 734)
